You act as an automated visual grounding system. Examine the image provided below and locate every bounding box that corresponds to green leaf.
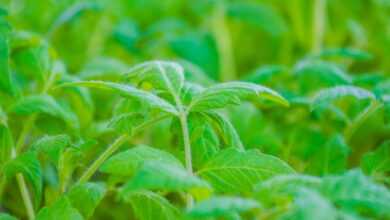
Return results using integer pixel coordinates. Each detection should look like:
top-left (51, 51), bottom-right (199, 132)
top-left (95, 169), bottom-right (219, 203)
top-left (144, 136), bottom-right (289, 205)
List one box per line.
top-left (294, 60), bottom-right (352, 89)
top-left (11, 95), bottom-right (78, 129)
top-left (4, 152), bottom-right (42, 207)
top-left (320, 170), bottom-right (390, 218)
top-left (361, 141), bottom-right (390, 183)
top-left (108, 112), bottom-right (146, 134)
top-left (122, 161), bottom-right (210, 195)
top-left (67, 182), bottom-right (106, 219)
top-left (311, 86), bottom-right (376, 110)
top-left (122, 190), bottom-right (181, 220)
top-left (125, 60), bottom-right (184, 96)
top-left (242, 65), bottom-right (286, 84)
top-left (36, 197), bottom-right (83, 220)
top-left (317, 48), bottom-right (373, 61)
top-left (79, 57), bottom-right (128, 80)
top-left (100, 145), bottom-right (182, 176)
top-left (0, 213), bottom-right (18, 220)
top-left (61, 81), bottom-right (178, 115)
top-left (31, 134), bottom-right (70, 164)
top-left (0, 17), bottom-right (14, 95)
top-left (204, 111), bottom-right (244, 149)
top-left (58, 147), bottom-right (82, 192)
top-left (197, 148), bottom-right (294, 193)
top-left (187, 196), bottom-right (260, 218)
top-left (281, 188), bottom-right (337, 220)
top-left (189, 81), bottom-right (289, 111)
top-left (227, 2), bottom-right (287, 36)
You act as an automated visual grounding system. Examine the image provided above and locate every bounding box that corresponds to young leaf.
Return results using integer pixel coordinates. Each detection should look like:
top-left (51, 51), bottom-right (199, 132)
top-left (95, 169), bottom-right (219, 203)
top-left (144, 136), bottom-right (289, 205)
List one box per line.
top-left (61, 81), bottom-right (178, 115)
top-left (186, 196), bottom-right (260, 219)
top-left (311, 86), bottom-right (376, 110)
top-left (31, 134), bottom-right (70, 164)
top-left (11, 95), bottom-right (78, 129)
top-left (4, 152), bottom-right (42, 207)
top-left (281, 188), bottom-right (337, 220)
top-left (100, 145), bottom-right (182, 176)
top-left (36, 197), bottom-right (83, 220)
top-left (189, 81), bottom-right (289, 111)
top-left (122, 161), bottom-right (211, 195)
top-left (122, 190), bottom-right (181, 220)
top-left (67, 182), bottom-right (106, 219)
top-left (197, 148), bottom-right (294, 193)
top-left (320, 170), bottom-right (390, 218)
top-left (361, 141), bottom-right (390, 182)
top-left (124, 60), bottom-right (184, 96)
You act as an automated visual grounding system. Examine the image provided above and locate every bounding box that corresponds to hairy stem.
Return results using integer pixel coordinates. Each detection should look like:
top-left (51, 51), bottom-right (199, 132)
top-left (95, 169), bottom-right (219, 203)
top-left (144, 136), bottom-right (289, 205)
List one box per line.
top-left (78, 134), bottom-right (129, 184)
top-left (179, 112), bottom-right (194, 207)
top-left (312, 0), bottom-right (327, 53)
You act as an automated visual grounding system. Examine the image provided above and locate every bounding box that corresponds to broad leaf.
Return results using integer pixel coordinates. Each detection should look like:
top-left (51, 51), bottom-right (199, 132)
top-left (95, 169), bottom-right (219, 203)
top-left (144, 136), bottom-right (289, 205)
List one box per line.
top-left (197, 148), bottom-right (294, 193)
top-left (11, 95), bottom-right (78, 129)
top-left (187, 196), bottom-right (260, 218)
top-left (311, 86), bottom-right (376, 110)
top-left (36, 197), bottom-right (83, 220)
top-left (61, 81), bottom-right (178, 115)
top-left (122, 190), bottom-right (181, 220)
top-left (31, 134), bottom-right (70, 164)
top-left (67, 182), bottom-right (106, 219)
top-left (320, 170), bottom-right (390, 218)
top-left (4, 152), bottom-right (42, 207)
top-left (124, 60), bottom-right (184, 96)
top-left (108, 112), bottom-right (146, 134)
top-left (189, 81), bottom-right (289, 111)
top-left (100, 145), bottom-right (182, 176)
top-left (281, 188), bottom-right (337, 220)
top-left (122, 161), bottom-right (211, 195)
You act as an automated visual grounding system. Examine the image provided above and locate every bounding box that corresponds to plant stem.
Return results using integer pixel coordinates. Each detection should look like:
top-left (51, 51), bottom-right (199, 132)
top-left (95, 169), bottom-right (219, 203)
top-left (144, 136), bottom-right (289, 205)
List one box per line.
top-left (77, 134), bottom-right (129, 184)
top-left (16, 173), bottom-right (35, 220)
top-left (312, 0), bottom-right (327, 53)
top-left (344, 101), bottom-right (382, 142)
top-left (178, 112), bottom-right (194, 207)
top-left (15, 115), bottom-right (37, 153)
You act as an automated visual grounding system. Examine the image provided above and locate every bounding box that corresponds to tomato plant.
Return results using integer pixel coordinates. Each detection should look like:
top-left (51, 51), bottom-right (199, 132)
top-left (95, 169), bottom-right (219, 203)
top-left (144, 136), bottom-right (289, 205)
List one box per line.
top-left (0, 0), bottom-right (389, 220)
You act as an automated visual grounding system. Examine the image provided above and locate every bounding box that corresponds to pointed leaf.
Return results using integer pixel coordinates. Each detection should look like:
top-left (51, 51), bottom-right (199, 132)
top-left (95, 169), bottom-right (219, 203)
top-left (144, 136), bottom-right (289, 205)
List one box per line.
top-left (190, 81), bottom-right (289, 111)
top-left (197, 148), bottom-right (294, 193)
top-left (100, 145), bottom-right (182, 176)
top-left (36, 197), bottom-right (83, 220)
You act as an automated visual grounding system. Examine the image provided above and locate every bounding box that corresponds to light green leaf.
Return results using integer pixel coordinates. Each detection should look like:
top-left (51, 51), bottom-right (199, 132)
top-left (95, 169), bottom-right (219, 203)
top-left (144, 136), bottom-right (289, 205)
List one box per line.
top-left (311, 86), bottom-right (376, 110)
top-left (122, 190), bottom-right (181, 220)
top-left (11, 95), bottom-right (78, 129)
top-left (36, 197), bottom-right (83, 220)
top-left (125, 60), bottom-right (184, 96)
top-left (31, 134), bottom-right (70, 164)
top-left (204, 111), bottom-right (244, 149)
top-left (197, 148), bottom-right (294, 193)
top-left (242, 65), bottom-right (286, 83)
top-left (100, 145), bottom-right (182, 176)
top-left (294, 60), bottom-right (352, 88)
top-left (58, 147), bottom-right (82, 192)
top-left (320, 170), bottom-right (390, 218)
top-left (108, 112), bottom-right (146, 134)
top-left (281, 188), bottom-right (337, 220)
top-left (61, 81), bottom-right (178, 115)
top-left (79, 57), bottom-right (128, 80)
top-left (4, 152), bottom-right (42, 207)
top-left (361, 141), bottom-right (390, 183)
top-left (122, 161), bottom-right (210, 195)
top-left (67, 182), bottom-right (106, 219)
top-left (189, 81), bottom-right (289, 111)
top-left (0, 120), bottom-right (13, 170)
top-left (187, 196), bottom-right (260, 218)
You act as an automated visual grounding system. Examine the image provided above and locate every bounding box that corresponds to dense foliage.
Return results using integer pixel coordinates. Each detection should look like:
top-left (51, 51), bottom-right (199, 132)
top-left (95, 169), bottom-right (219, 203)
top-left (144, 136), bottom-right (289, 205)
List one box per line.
top-left (0, 0), bottom-right (389, 219)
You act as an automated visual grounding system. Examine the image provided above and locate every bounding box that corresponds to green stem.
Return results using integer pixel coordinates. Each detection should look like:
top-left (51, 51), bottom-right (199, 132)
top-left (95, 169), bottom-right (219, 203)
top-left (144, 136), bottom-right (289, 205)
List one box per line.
top-left (179, 112), bottom-right (194, 207)
top-left (77, 134), bottom-right (129, 184)
top-left (15, 115), bottom-right (37, 153)
top-left (312, 0), bottom-right (327, 53)
top-left (344, 101), bottom-right (382, 142)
